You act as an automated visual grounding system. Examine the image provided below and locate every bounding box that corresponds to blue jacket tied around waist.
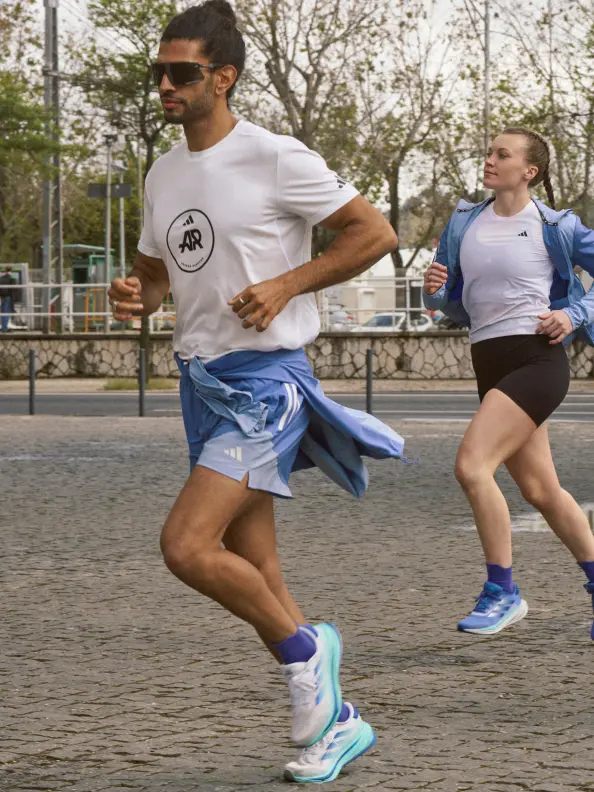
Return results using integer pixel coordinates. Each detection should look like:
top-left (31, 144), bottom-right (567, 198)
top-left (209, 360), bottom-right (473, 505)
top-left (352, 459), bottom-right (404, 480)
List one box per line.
top-left (422, 197), bottom-right (594, 346)
top-left (183, 348), bottom-right (406, 498)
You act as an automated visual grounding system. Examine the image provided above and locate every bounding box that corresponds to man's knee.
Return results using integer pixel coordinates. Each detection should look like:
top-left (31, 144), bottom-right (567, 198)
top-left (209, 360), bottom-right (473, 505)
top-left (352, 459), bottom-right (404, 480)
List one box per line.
top-left (160, 514), bottom-right (218, 584)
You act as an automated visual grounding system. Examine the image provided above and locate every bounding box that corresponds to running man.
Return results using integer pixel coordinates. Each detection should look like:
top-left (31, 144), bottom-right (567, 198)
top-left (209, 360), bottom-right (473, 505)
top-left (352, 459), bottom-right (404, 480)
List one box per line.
top-left (109, 1), bottom-right (403, 782)
top-left (423, 127), bottom-right (594, 639)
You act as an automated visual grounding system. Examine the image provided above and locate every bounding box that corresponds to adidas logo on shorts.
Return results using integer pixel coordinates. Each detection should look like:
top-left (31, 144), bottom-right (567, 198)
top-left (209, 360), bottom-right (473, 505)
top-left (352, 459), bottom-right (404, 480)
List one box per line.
top-left (517, 230), bottom-right (528, 237)
top-left (224, 446), bottom-right (243, 461)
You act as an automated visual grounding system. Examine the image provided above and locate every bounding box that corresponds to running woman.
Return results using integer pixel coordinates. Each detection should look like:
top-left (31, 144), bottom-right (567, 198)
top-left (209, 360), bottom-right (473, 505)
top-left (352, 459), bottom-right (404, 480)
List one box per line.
top-left (109, 1), bottom-right (401, 782)
top-left (423, 127), bottom-right (594, 638)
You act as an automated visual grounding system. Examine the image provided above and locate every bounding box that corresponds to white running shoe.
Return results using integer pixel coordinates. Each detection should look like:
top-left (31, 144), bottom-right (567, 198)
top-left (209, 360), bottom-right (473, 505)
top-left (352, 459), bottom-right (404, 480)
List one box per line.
top-left (280, 623), bottom-right (342, 747)
top-left (284, 703), bottom-right (376, 783)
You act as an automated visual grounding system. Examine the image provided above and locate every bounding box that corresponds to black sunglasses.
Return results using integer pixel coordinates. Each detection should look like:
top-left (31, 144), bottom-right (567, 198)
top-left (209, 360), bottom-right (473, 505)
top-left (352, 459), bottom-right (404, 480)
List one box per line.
top-left (151, 61), bottom-right (222, 87)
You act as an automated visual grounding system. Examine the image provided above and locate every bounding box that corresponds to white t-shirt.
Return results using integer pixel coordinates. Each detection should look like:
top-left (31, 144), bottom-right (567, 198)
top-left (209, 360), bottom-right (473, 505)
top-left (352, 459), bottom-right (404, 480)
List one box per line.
top-left (138, 119), bottom-right (359, 361)
top-left (460, 201), bottom-right (555, 344)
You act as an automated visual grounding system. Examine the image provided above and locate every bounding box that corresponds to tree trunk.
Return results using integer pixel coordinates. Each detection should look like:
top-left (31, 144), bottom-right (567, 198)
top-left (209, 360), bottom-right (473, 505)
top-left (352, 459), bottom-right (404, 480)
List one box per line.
top-left (386, 166), bottom-right (406, 317)
top-left (144, 138), bottom-right (155, 180)
top-left (581, 96), bottom-right (594, 227)
top-left (387, 168), bottom-right (403, 269)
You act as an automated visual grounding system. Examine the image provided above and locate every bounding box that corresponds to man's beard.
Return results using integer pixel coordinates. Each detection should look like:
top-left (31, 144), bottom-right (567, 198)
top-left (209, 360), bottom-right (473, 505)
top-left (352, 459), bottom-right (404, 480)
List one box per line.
top-left (163, 89), bottom-right (216, 125)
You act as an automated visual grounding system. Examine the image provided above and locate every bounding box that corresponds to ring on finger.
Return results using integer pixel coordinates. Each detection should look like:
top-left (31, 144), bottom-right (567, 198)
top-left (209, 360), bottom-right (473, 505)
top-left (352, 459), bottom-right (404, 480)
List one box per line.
top-left (112, 299), bottom-right (118, 310)
top-left (237, 297), bottom-right (246, 307)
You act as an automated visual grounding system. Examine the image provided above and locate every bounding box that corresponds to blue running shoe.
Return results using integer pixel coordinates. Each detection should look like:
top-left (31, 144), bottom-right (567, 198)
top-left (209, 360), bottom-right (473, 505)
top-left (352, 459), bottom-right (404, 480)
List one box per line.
top-left (281, 622), bottom-right (342, 747)
top-left (284, 703), bottom-right (376, 783)
top-left (584, 582), bottom-right (594, 640)
top-left (457, 582), bottom-right (528, 635)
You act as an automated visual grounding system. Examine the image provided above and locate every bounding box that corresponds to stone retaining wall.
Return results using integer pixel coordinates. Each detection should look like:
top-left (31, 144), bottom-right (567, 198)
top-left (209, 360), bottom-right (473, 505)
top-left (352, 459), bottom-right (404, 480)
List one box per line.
top-left (0, 332), bottom-right (593, 379)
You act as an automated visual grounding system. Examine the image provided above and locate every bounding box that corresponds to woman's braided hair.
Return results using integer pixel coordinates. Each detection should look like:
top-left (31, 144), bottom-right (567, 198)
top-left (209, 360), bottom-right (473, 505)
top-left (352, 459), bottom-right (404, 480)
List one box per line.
top-left (502, 127), bottom-right (556, 209)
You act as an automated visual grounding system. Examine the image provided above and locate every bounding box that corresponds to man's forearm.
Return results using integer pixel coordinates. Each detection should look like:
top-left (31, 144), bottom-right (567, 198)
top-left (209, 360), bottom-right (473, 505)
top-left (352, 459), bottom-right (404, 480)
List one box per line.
top-left (282, 219), bottom-right (397, 297)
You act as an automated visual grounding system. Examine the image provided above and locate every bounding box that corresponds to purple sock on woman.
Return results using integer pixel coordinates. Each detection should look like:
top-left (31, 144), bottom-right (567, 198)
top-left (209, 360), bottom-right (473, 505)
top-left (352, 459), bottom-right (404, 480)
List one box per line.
top-left (579, 561), bottom-right (594, 584)
top-left (486, 564), bottom-right (515, 594)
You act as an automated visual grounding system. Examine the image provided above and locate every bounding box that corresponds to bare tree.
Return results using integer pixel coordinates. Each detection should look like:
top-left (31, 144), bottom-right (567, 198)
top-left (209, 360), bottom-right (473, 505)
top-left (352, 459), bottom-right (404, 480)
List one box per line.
top-left (235, 0), bottom-right (388, 152)
top-left (232, 0), bottom-right (391, 259)
top-left (357, 0), bottom-right (457, 268)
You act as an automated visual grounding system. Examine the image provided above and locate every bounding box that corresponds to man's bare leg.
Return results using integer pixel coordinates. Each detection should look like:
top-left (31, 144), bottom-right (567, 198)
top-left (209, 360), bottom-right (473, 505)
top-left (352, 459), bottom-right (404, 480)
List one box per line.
top-left (161, 466), bottom-right (343, 747)
top-left (160, 465), bottom-right (297, 644)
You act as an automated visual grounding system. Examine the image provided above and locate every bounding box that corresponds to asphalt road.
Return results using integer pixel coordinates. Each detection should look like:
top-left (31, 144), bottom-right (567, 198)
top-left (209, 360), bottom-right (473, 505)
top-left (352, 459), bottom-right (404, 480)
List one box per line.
top-left (3, 389), bottom-right (594, 421)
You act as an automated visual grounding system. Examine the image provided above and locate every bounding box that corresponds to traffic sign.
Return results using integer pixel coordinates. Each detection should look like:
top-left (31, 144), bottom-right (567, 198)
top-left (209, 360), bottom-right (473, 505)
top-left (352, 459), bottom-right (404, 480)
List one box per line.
top-left (87, 183), bottom-right (133, 199)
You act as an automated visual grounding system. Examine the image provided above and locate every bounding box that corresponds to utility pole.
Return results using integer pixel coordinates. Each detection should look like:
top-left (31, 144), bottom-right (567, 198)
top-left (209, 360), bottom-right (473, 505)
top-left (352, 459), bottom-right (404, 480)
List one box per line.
top-left (137, 136), bottom-right (150, 387)
top-left (103, 133), bottom-right (117, 332)
top-left (119, 169), bottom-right (126, 278)
top-left (112, 162), bottom-right (127, 279)
top-left (42, 0), bottom-right (63, 333)
top-left (462, 0), bottom-right (491, 199)
top-left (483, 0), bottom-right (491, 199)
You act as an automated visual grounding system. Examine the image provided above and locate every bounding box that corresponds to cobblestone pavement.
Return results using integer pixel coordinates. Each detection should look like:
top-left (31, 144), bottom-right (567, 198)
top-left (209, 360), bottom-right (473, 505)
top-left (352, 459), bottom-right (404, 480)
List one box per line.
top-left (2, 416), bottom-right (594, 792)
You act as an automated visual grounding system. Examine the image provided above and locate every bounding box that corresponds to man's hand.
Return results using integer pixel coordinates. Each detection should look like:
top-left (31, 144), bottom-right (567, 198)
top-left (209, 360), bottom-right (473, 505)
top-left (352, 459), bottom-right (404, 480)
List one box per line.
top-left (423, 261), bottom-right (448, 295)
top-left (229, 276), bottom-right (297, 332)
top-left (108, 276), bottom-right (144, 321)
top-left (536, 310), bottom-right (574, 345)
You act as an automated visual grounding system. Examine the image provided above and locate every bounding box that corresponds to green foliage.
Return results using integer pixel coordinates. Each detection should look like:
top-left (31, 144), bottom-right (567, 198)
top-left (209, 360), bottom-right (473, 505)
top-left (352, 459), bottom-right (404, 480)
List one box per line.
top-left (0, 0), bottom-right (56, 260)
top-left (0, 73), bottom-right (52, 164)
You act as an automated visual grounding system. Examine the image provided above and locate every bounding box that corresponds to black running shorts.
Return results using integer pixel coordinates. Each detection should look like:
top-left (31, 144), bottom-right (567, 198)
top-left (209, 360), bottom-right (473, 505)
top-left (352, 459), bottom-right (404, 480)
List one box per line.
top-left (471, 334), bottom-right (570, 426)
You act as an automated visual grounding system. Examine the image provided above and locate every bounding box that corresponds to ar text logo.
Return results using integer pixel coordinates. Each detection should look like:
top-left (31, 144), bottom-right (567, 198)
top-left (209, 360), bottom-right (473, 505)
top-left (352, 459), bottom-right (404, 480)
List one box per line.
top-left (179, 228), bottom-right (203, 253)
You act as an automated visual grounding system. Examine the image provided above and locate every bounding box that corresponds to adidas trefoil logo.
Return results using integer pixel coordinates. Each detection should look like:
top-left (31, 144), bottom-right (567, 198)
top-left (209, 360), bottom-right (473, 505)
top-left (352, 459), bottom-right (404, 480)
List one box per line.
top-left (518, 230), bottom-right (528, 237)
top-left (183, 214), bottom-right (195, 227)
top-left (224, 446), bottom-right (243, 462)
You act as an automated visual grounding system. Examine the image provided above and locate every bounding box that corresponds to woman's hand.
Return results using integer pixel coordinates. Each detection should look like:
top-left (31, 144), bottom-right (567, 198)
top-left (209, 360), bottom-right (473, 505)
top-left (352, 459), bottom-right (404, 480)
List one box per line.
top-left (423, 262), bottom-right (448, 295)
top-left (536, 310), bottom-right (574, 345)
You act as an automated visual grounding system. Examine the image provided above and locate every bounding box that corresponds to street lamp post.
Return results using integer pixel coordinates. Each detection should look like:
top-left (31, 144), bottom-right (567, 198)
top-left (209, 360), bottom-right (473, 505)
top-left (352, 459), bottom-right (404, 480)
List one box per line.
top-left (112, 162), bottom-right (127, 279)
top-left (119, 168), bottom-right (126, 279)
top-left (103, 133), bottom-right (118, 332)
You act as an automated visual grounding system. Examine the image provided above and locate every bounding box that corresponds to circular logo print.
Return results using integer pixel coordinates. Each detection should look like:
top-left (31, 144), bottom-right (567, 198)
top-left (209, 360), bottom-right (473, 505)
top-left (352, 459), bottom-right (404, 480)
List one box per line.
top-left (166, 209), bottom-right (215, 273)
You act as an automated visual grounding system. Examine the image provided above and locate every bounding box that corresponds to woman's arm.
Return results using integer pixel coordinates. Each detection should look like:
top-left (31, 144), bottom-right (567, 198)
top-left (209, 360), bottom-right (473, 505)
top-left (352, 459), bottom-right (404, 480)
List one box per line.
top-left (565, 217), bottom-right (594, 329)
top-left (422, 218), bottom-right (452, 311)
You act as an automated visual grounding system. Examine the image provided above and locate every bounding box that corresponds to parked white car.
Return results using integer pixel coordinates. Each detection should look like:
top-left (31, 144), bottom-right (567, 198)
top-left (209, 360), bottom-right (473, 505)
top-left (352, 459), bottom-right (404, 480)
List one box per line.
top-left (350, 311), bottom-right (434, 332)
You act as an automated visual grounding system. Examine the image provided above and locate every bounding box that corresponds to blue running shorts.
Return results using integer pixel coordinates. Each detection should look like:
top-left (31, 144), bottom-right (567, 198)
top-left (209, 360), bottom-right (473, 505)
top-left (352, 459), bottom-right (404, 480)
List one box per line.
top-left (178, 358), bottom-right (311, 498)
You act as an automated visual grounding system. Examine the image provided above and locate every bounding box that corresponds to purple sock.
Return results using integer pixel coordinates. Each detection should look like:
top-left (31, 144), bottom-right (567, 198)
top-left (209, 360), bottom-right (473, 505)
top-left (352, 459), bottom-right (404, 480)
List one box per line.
top-left (486, 564), bottom-right (515, 594)
top-left (273, 626), bottom-right (316, 665)
top-left (579, 561), bottom-right (594, 584)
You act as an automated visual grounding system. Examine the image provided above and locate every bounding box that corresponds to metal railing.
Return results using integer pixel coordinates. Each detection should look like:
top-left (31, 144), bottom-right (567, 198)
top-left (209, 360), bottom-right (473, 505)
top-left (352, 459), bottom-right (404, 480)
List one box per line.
top-left (0, 282), bottom-right (112, 332)
top-left (319, 277), bottom-right (445, 332)
top-left (0, 277), bottom-right (452, 334)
